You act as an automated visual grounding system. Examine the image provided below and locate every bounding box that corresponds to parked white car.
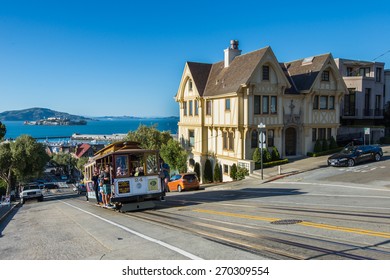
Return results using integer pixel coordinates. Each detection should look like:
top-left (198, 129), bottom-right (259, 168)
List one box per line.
top-left (20, 184), bottom-right (44, 204)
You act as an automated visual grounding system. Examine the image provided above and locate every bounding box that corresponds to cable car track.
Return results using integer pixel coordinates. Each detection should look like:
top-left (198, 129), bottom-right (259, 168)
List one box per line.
top-left (125, 209), bottom-right (390, 260)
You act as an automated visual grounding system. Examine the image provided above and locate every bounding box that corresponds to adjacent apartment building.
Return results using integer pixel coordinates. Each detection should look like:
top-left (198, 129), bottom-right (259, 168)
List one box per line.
top-left (334, 59), bottom-right (386, 142)
top-left (175, 40), bottom-right (347, 181)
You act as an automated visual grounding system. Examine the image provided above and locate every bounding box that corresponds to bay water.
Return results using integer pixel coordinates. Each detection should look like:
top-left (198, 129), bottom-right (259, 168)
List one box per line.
top-left (2, 118), bottom-right (178, 140)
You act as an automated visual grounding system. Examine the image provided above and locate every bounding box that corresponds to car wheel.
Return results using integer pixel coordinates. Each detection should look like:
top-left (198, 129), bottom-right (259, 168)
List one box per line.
top-left (374, 153), bottom-right (381, 161)
top-left (178, 185), bottom-right (183, 192)
top-left (347, 159), bottom-right (355, 167)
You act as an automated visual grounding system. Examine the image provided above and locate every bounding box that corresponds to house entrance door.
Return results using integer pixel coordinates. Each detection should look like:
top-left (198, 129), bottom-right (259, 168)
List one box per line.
top-left (285, 127), bottom-right (297, 156)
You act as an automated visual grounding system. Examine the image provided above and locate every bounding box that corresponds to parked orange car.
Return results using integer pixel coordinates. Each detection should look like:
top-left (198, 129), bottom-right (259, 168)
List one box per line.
top-left (167, 173), bottom-right (200, 192)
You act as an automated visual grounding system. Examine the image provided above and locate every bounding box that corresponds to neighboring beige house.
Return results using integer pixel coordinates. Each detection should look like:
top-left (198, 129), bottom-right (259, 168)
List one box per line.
top-left (175, 40), bottom-right (347, 181)
top-left (385, 69), bottom-right (390, 107)
top-left (334, 58), bottom-right (386, 142)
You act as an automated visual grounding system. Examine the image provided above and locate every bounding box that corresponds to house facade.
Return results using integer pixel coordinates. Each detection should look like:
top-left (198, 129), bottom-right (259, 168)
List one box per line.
top-left (334, 59), bottom-right (386, 143)
top-left (385, 69), bottom-right (390, 107)
top-left (175, 41), bottom-right (347, 181)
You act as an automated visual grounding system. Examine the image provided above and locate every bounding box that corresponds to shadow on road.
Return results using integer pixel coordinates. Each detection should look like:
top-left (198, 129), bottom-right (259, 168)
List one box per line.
top-left (154, 187), bottom-right (306, 209)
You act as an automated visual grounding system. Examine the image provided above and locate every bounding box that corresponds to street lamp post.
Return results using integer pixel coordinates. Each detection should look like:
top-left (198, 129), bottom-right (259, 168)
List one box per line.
top-left (258, 122), bottom-right (266, 180)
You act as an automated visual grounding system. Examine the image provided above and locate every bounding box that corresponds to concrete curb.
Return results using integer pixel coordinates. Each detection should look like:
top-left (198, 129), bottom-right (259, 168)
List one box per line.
top-left (0, 202), bottom-right (18, 223)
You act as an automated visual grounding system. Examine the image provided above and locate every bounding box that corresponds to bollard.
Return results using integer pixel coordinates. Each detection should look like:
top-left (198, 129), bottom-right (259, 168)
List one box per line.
top-left (278, 165), bottom-right (282, 175)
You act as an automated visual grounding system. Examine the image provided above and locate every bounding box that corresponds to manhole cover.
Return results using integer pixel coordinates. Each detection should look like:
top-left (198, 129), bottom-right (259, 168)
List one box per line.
top-left (271, 219), bottom-right (302, 225)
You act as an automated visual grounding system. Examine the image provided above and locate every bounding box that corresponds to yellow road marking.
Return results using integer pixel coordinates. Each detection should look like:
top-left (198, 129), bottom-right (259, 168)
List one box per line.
top-left (193, 209), bottom-right (390, 239)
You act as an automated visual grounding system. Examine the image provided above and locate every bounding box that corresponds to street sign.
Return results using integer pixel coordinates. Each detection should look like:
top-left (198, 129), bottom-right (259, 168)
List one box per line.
top-left (364, 128), bottom-right (370, 135)
top-left (259, 132), bottom-right (266, 144)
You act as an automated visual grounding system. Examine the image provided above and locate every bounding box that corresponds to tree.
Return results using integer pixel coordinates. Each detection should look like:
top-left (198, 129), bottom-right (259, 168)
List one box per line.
top-left (0, 135), bottom-right (50, 195)
top-left (0, 121), bottom-right (6, 141)
top-left (160, 139), bottom-right (188, 173)
top-left (203, 159), bottom-right (213, 183)
top-left (76, 157), bottom-right (89, 174)
top-left (230, 163), bottom-right (237, 180)
top-left (52, 152), bottom-right (78, 175)
top-left (0, 142), bottom-right (12, 193)
top-left (125, 124), bottom-right (172, 150)
top-left (213, 161), bottom-right (221, 182)
top-left (194, 162), bottom-right (200, 179)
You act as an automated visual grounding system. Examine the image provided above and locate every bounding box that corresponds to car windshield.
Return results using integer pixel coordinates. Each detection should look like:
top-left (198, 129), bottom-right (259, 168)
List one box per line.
top-left (340, 147), bottom-right (356, 155)
top-left (23, 185), bottom-right (39, 190)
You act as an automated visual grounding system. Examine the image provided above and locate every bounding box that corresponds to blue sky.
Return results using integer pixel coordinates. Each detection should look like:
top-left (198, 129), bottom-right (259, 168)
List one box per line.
top-left (1, 0), bottom-right (390, 117)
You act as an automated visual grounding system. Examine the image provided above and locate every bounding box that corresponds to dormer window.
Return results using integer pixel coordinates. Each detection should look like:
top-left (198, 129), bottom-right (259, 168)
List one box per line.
top-left (189, 79), bottom-right (193, 91)
top-left (322, 70), bottom-right (330, 81)
top-left (262, 65), bottom-right (270, 81)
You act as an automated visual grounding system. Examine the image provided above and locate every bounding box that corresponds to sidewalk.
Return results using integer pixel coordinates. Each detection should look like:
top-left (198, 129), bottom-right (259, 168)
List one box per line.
top-left (251, 144), bottom-right (390, 183)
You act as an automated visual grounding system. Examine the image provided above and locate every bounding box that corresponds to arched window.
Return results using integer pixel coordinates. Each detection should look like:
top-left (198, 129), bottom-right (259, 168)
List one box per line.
top-left (251, 130), bottom-right (258, 148)
top-left (188, 79), bottom-right (193, 91)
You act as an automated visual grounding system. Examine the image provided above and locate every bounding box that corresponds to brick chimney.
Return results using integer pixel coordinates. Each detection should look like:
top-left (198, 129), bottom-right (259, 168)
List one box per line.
top-left (224, 40), bottom-right (241, 68)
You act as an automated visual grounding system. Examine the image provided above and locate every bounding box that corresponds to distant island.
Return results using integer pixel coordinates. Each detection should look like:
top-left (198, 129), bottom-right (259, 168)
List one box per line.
top-left (0, 107), bottom-right (90, 122)
top-left (24, 117), bottom-right (87, 126)
top-left (0, 107), bottom-right (179, 121)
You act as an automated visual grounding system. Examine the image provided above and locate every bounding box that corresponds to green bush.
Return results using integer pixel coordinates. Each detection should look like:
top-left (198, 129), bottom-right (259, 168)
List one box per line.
top-left (379, 136), bottom-right (390, 144)
top-left (213, 162), bottom-right (221, 183)
top-left (262, 148), bottom-right (272, 163)
top-left (307, 147), bottom-right (343, 157)
top-left (236, 166), bottom-right (249, 180)
top-left (194, 162), bottom-right (200, 179)
top-left (230, 163), bottom-right (237, 180)
top-left (329, 136), bottom-right (338, 149)
top-left (252, 148), bottom-right (261, 163)
top-left (271, 146), bottom-right (280, 161)
top-left (322, 139), bottom-right (329, 151)
top-left (203, 159), bottom-right (213, 183)
top-left (314, 139), bottom-right (322, 153)
top-left (255, 158), bottom-right (289, 169)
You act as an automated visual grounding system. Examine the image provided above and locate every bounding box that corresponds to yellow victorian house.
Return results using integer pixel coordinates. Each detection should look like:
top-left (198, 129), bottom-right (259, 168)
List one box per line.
top-left (175, 40), bottom-right (347, 181)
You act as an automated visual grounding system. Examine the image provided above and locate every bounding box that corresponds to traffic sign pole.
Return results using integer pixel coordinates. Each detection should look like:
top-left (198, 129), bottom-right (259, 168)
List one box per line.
top-left (258, 123), bottom-right (266, 180)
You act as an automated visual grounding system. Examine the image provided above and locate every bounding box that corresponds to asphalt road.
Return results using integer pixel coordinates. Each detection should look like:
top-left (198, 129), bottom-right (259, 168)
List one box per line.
top-left (1, 159), bottom-right (389, 260)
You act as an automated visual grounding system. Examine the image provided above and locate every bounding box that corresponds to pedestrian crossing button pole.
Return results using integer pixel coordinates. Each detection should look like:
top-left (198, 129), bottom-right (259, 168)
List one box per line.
top-left (258, 122), bottom-right (266, 180)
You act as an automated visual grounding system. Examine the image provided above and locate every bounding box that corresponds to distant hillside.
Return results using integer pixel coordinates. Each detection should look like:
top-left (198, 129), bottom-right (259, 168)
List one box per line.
top-left (95, 115), bottom-right (179, 120)
top-left (0, 108), bottom-right (89, 121)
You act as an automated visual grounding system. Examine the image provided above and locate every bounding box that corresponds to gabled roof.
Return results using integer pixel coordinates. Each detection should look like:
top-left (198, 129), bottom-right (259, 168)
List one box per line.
top-left (187, 62), bottom-right (212, 96)
top-left (281, 54), bottom-right (330, 92)
top-left (184, 45), bottom-right (336, 98)
top-left (75, 143), bottom-right (92, 158)
top-left (203, 47), bottom-right (269, 97)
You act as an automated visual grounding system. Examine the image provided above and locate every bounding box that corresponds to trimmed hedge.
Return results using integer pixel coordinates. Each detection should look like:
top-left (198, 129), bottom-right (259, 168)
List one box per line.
top-left (307, 147), bottom-right (343, 157)
top-left (255, 158), bottom-right (289, 169)
top-left (379, 137), bottom-right (390, 144)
